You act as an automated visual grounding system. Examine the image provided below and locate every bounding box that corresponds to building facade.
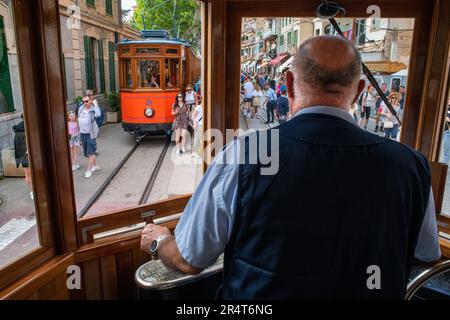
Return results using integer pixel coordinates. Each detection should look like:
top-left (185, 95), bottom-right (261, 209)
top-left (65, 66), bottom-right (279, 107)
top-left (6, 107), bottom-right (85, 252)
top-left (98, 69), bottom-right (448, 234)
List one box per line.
top-left (0, 0), bottom-right (24, 172)
top-left (59, 0), bottom-right (139, 103)
top-left (0, 0), bottom-right (140, 173)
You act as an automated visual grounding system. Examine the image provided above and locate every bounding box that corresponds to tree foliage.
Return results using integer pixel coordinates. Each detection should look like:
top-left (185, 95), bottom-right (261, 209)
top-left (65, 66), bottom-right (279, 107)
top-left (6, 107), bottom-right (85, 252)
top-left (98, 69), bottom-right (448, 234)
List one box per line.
top-left (131, 0), bottom-right (201, 51)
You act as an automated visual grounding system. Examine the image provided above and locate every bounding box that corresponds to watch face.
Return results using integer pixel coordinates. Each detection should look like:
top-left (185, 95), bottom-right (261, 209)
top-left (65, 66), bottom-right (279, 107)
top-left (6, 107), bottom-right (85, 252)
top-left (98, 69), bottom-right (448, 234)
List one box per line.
top-left (150, 240), bottom-right (158, 254)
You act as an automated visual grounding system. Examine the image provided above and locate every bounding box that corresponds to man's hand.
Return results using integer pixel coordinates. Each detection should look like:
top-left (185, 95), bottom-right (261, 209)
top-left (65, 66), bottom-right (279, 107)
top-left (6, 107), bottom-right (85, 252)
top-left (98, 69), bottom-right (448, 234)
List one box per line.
top-left (140, 224), bottom-right (171, 254)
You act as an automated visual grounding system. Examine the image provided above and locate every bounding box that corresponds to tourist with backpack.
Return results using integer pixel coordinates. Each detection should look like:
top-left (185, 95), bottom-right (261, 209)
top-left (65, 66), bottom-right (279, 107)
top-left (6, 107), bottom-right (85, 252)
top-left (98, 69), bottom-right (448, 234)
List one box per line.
top-left (78, 96), bottom-right (101, 178)
top-left (79, 90), bottom-right (104, 156)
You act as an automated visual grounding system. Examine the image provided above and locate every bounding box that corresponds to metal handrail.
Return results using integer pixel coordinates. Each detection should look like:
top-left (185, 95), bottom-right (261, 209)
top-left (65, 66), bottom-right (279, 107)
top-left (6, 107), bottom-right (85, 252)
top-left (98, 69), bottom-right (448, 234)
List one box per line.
top-left (405, 259), bottom-right (450, 300)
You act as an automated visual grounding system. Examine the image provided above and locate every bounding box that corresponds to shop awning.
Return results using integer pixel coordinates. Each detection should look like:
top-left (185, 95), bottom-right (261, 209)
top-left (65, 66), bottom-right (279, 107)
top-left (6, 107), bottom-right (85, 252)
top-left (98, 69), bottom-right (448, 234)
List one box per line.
top-left (271, 53), bottom-right (288, 65)
top-left (278, 56), bottom-right (294, 71)
top-left (258, 61), bottom-right (271, 69)
top-left (364, 61), bottom-right (407, 74)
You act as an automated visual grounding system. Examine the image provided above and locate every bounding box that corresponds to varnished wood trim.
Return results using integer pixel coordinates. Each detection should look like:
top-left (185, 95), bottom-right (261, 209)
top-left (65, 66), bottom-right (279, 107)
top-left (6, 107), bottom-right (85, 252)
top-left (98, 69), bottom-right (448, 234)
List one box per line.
top-left (0, 248), bottom-right (54, 291)
top-left (75, 217), bottom-right (178, 264)
top-left (0, 254), bottom-right (74, 300)
top-left (76, 194), bottom-right (190, 245)
top-left (439, 237), bottom-right (450, 258)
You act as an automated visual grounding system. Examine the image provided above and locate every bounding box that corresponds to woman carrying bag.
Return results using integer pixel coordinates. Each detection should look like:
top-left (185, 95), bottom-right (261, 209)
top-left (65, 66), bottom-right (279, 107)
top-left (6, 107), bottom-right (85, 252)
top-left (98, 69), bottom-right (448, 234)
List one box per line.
top-left (380, 93), bottom-right (401, 140)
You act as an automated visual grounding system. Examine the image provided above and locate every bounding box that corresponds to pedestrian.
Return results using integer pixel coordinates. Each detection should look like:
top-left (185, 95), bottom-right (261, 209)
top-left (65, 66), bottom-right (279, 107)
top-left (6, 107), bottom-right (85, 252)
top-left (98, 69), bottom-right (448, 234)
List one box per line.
top-left (359, 85), bottom-right (375, 130)
top-left (13, 114), bottom-right (33, 200)
top-left (374, 83), bottom-right (390, 133)
top-left (243, 77), bottom-right (254, 117)
top-left (185, 84), bottom-right (198, 113)
top-left (172, 93), bottom-right (190, 154)
top-left (380, 93), bottom-right (401, 140)
top-left (67, 110), bottom-right (81, 171)
top-left (192, 96), bottom-right (203, 161)
top-left (78, 96), bottom-right (101, 178)
top-left (276, 88), bottom-right (289, 124)
top-left (140, 35), bottom-right (440, 299)
top-left (264, 82), bottom-right (276, 124)
top-left (85, 89), bottom-right (102, 153)
top-left (252, 83), bottom-right (264, 119)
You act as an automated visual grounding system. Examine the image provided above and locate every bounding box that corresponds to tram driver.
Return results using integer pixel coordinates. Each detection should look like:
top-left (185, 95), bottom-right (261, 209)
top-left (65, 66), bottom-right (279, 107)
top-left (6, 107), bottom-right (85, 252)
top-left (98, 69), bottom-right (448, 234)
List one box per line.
top-left (140, 35), bottom-right (441, 299)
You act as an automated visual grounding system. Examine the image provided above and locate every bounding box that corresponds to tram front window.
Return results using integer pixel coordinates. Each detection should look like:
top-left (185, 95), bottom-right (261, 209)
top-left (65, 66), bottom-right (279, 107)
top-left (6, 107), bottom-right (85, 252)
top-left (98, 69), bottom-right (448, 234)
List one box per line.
top-left (137, 60), bottom-right (161, 88)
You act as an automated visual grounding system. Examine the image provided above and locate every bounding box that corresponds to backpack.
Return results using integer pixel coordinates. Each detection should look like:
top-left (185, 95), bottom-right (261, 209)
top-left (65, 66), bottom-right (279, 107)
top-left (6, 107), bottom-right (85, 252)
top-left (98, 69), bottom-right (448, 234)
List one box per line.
top-left (96, 105), bottom-right (105, 127)
top-left (358, 92), bottom-right (368, 107)
top-left (77, 101), bottom-right (105, 127)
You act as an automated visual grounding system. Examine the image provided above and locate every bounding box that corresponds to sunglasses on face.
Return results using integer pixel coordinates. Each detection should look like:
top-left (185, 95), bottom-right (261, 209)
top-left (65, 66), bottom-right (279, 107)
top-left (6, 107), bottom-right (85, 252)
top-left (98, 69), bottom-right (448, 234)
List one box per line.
top-left (83, 100), bottom-right (89, 103)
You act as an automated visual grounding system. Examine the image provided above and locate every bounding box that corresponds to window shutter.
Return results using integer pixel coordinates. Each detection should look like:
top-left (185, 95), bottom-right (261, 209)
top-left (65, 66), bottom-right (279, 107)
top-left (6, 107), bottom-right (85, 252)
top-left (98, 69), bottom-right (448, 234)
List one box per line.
top-left (0, 16), bottom-right (15, 114)
top-left (98, 40), bottom-right (105, 93)
top-left (106, 0), bottom-right (113, 16)
top-left (108, 41), bottom-right (116, 91)
top-left (84, 36), bottom-right (93, 90)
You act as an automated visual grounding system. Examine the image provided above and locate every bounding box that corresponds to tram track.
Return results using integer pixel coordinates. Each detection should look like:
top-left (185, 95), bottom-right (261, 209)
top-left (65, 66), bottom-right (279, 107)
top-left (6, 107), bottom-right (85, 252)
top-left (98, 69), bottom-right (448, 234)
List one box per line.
top-left (77, 136), bottom-right (171, 218)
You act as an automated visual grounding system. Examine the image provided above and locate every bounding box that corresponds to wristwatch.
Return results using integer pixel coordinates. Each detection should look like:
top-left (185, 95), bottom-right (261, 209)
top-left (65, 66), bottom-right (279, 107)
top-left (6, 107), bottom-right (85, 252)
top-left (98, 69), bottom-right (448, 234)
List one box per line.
top-left (149, 234), bottom-right (170, 256)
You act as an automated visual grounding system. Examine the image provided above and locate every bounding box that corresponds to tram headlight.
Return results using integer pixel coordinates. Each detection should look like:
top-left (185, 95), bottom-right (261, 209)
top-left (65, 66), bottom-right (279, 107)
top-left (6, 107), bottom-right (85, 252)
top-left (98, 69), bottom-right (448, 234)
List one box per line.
top-left (144, 108), bottom-right (154, 118)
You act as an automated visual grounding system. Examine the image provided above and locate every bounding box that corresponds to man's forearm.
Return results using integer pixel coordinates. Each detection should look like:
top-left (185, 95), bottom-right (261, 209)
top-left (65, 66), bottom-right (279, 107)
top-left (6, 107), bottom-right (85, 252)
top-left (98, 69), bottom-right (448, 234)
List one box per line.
top-left (158, 236), bottom-right (203, 275)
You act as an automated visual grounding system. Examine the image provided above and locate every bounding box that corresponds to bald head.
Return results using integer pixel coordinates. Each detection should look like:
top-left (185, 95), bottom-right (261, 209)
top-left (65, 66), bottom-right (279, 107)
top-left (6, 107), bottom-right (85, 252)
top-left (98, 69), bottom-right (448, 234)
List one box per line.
top-left (287, 35), bottom-right (364, 113)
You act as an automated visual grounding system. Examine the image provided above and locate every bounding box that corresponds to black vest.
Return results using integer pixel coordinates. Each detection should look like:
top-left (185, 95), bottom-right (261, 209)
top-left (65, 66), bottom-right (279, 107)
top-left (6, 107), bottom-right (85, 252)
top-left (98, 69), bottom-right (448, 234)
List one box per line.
top-left (221, 113), bottom-right (430, 299)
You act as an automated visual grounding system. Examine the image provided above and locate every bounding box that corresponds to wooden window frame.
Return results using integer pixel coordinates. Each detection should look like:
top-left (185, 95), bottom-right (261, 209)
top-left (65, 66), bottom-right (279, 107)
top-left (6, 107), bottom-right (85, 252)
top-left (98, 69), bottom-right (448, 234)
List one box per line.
top-left (0, 0), bottom-right (77, 291)
top-left (204, 0), bottom-right (449, 257)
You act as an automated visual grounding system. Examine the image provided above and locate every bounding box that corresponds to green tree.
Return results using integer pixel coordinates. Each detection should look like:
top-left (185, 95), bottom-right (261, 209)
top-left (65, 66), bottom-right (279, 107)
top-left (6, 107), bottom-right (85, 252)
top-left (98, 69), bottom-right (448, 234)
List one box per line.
top-left (131, 0), bottom-right (201, 51)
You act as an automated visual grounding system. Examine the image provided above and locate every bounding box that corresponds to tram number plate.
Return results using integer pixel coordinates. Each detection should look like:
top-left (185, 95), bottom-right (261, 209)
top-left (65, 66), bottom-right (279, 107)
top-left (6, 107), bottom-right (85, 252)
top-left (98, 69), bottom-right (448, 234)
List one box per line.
top-left (142, 210), bottom-right (156, 219)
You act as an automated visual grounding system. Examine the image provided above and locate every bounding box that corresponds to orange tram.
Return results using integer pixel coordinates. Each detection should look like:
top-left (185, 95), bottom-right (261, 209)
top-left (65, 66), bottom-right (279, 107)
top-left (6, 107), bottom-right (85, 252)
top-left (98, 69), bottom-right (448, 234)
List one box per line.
top-left (118, 30), bottom-right (200, 138)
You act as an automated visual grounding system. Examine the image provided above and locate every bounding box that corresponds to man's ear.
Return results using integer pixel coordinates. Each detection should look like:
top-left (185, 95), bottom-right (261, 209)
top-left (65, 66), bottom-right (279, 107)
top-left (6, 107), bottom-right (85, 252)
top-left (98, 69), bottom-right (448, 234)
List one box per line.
top-left (286, 71), bottom-right (295, 99)
top-left (352, 79), bottom-right (366, 104)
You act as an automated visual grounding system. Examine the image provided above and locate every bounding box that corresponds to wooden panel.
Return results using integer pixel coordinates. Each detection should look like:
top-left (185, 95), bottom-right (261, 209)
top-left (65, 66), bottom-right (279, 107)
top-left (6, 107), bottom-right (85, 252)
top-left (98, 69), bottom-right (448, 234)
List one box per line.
top-left (100, 255), bottom-right (118, 300)
top-left (0, 254), bottom-right (74, 300)
top-left (26, 292), bottom-right (40, 300)
top-left (439, 237), bottom-right (450, 259)
top-left (116, 251), bottom-right (136, 299)
top-left (430, 161), bottom-right (448, 214)
top-left (132, 248), bottom-right (150, 272)
top-left (82, 259), bottom-right (103, 300)
top-left (38, 273), bottom-right (70, 300)
top-left (77, 194), bottom-right (190, 245)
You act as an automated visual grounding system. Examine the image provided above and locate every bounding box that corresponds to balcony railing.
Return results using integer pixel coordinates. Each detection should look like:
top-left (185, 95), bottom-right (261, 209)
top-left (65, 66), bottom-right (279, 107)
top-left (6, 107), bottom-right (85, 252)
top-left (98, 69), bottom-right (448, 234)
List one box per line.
top-left (263, 29), bottom-right (277, 40)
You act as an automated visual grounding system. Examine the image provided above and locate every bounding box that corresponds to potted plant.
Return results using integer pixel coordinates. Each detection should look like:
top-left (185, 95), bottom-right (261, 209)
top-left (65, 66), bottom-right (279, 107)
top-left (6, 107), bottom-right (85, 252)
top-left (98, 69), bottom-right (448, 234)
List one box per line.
top-left (106, 91), bottom-right (121, 123)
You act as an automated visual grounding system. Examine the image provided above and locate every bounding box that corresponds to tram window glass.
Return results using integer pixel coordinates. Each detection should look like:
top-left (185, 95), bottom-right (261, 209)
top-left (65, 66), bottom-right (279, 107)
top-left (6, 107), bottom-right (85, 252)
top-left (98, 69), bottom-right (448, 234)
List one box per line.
top-left (136, 60), bottom-right (161, 88)
top-left (121, 59), bottom-right (132, 88)
top-left (0, 11), bottom-right (40, 269)
top-left (239, 17), bottom-right (414, 138)
top-left (165, 58), bottom-right (180, 89)
top-left (72, 6), bottom-right (203, 220)
top-left (166, 48), bottom-right (178, 55)
top-left (136, 47), bottom-right (160, 55)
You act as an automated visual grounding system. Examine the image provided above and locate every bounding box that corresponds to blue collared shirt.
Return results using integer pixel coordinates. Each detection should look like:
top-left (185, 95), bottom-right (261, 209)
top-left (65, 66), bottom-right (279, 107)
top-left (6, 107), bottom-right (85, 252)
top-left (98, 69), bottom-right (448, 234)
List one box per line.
top-left (175, 106), bottom-right (441, 269)
top-left (265, 88), bottom-right (277, 102)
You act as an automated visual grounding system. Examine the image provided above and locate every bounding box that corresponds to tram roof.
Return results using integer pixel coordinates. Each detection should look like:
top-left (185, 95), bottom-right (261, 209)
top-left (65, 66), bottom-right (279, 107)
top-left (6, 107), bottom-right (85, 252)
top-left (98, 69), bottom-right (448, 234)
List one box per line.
top-left (117, 39), bottom-right (191, 47)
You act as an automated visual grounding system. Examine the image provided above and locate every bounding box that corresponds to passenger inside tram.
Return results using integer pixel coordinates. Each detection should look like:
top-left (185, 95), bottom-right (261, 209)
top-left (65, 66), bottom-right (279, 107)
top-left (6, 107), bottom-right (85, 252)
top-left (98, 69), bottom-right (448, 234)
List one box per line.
top-left (140, 35), bottom-right (441, 299)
